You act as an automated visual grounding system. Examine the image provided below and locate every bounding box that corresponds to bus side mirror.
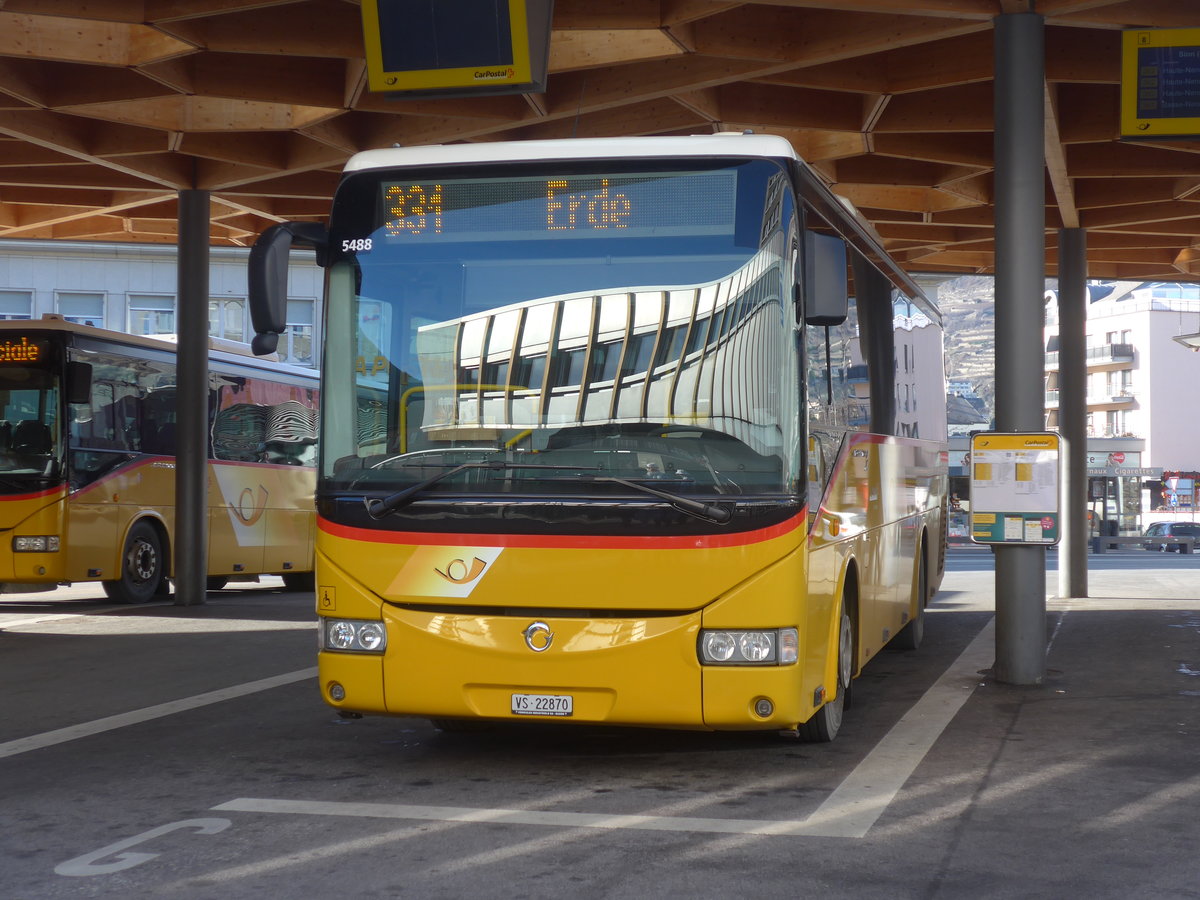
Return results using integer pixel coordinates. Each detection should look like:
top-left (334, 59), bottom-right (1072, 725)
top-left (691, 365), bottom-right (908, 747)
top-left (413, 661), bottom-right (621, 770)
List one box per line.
top-left (801, 230), bottom-right (848, 326)
top-left (248, 221), bottom-right (329, 356)
top-left (66, 361), bottom-right (92, 405)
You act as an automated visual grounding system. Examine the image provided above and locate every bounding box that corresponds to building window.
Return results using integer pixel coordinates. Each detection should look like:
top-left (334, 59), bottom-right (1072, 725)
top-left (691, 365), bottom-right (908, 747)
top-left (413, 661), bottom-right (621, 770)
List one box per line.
top-left (279, 299), bottom-right (314, 366)
top-left (57, 291), bottom-right (105, 326)
top-left (128, 294), bottom-right (175, 336)
top-left (0, 290), bottom-right (33, 320)
top-left (208, 297), bottom-right (246, 342)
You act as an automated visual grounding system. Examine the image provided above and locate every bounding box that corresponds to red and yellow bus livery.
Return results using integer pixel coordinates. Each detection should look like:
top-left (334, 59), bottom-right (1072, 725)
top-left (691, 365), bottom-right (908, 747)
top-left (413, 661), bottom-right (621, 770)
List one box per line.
top-left (250, 133), bottom-right (947, 741)
top-left (0, 318), bottom-right (318, 602)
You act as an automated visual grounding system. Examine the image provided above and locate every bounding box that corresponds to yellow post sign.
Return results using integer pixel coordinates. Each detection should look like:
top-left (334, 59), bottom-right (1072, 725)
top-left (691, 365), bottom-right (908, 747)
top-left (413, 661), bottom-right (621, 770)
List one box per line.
top-left (969, 432), bottom-right (1061, 545)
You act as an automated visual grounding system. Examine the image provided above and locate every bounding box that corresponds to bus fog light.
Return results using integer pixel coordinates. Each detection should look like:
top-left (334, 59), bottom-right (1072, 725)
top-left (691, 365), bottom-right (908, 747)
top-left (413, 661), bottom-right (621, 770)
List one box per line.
top-left (13, 535), bottom-right (60, 552)
top-left (754, 698), bottom-right (773, 717)
top-left (329, 683), bottom-right (346, 702)
top-left (322, 618), bottom-right (388, 653)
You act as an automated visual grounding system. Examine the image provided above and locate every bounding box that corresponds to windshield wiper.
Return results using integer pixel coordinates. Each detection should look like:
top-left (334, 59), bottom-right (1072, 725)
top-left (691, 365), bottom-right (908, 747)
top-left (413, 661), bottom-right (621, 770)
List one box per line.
top-left (363, 463), bottom-right (731, 525)
top-left (364, 462), bottom-right (597, 518)
top-left (588, 475), bottom-right (732, 524)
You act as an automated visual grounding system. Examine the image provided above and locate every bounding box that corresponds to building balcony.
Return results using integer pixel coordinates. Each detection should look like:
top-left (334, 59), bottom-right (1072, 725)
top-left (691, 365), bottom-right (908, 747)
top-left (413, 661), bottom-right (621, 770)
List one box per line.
top-left (1045, 389), bottom-right (1135, 409)
top-left (1044, 342), bottom-right (1135, 370)
top-left (1089, 391), bottom-right (1136, 407)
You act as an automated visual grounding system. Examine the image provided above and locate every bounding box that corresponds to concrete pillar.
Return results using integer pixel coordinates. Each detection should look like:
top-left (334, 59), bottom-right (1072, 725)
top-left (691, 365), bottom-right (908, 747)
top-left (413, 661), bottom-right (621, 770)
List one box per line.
top-left (1057, 228), bottom-right (1089, 599)
top-left (174, 190), bottom-right (210, 606)
top-left (992, 12), bottom-right (1047, 684)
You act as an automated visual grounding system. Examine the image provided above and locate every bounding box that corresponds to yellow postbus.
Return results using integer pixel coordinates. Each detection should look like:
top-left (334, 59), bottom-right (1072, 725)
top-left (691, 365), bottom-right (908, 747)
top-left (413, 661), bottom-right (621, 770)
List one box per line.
top-left (249, 133), bottom-right (948, 741)
top-left (0, 317), bottom-right (319, 603)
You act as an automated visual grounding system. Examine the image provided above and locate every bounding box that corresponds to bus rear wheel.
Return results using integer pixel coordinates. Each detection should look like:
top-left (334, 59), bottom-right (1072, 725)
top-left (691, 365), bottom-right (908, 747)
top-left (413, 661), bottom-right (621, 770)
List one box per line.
top-left (798, 602), bottom-right (854, 743)
top-left (103, 520), bottom-right (165, 604)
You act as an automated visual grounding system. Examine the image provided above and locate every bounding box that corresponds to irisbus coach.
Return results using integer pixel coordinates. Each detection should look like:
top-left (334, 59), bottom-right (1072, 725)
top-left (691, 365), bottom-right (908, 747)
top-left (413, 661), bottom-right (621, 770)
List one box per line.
top-left (249, 133), bottom-right (948, 741)
top-left (0, 317), bottom-right (318, 603)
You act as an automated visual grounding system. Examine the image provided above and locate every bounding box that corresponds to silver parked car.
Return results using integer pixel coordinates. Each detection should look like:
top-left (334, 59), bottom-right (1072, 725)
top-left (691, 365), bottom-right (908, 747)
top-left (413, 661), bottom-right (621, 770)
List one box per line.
top-left (1142, 521), bottom-right (1200, 553)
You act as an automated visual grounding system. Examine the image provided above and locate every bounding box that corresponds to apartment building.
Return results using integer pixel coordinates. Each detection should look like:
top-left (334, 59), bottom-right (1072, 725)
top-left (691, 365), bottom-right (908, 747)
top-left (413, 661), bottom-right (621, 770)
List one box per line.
top-left (0, 239), bottom-right (322, 368)
top-left (1045, 280), bottom-right (1200, 529)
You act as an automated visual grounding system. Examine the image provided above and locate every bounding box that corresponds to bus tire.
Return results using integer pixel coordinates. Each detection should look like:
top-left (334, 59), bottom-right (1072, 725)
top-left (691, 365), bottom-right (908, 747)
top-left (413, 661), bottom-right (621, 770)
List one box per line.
top-left (206, 576), bottom-right (229, 591)
top-left (892, 543), bottom-right (928, 652)
top-left (103, 520), bottom-right (165, 604)
top-left (798, 600), bottom-right (854, 743)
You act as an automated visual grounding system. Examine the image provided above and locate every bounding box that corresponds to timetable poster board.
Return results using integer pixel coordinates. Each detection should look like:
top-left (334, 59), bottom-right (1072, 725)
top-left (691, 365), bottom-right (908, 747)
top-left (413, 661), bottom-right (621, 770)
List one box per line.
top-left (1120, 28), bottom-right (1200, 139)
top-left (969, 432), bottom-right (1061, 546)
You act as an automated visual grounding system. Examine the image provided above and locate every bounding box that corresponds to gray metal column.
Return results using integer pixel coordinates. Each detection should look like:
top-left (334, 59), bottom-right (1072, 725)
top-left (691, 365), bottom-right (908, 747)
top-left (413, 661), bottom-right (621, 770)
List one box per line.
top-left (1057, 228), bottom-right (1088, 599)
top-left (174, 190), bottom-right (210, 606)
top-left (992, 12), bottom-right (1046, 684)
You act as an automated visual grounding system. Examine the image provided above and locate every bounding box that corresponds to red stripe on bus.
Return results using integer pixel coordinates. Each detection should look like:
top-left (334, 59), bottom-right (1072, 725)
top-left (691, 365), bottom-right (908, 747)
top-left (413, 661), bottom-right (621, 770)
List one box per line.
top-left (2, 485), bottom-right (66, 502)
top-left (318, 510), bottom-right (807, 550)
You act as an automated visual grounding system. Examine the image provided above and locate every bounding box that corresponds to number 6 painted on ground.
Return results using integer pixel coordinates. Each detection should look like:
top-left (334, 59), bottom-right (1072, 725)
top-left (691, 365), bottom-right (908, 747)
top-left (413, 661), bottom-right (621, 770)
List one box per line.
top-left (55, 818), bottom-right (232, 877)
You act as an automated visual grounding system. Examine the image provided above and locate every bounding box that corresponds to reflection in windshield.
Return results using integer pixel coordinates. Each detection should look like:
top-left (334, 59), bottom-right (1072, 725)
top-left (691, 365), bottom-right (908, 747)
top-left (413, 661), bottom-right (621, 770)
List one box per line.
top-left (323, 159), bottom-right (800, 501)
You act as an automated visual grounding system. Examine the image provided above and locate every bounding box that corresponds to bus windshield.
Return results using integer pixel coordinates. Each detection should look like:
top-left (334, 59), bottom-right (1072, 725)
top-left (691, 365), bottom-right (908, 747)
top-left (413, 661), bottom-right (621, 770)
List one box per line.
top-left (322, 157), bottom-right (801, 502)
top-left (0, 336), bottom-right (61, 484)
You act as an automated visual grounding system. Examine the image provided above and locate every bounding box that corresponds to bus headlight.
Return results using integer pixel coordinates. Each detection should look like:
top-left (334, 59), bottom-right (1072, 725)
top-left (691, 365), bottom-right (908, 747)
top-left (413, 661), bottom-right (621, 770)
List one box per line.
top-left (321, 618), bottom-right (387, 653)
top-left (699, 628), bottom-right (798, 666)
top-left (13, 535), bottom-right (60, 552)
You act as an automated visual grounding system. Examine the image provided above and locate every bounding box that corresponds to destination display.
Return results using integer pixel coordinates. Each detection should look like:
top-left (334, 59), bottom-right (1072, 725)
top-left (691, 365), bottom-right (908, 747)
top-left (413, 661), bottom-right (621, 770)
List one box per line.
top-left (0, 336), bottom-right (46, 364)
top-left (1121, 28), bottom-right (1200, 138)
top-left (377, 170), bottom-right (737, 242)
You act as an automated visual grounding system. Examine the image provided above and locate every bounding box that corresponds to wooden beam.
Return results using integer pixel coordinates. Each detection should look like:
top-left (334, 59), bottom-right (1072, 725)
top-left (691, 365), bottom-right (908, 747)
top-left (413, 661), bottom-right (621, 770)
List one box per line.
top-left (550, 30), bottom-right (684, 73)
top-left (0, 12), bottom-right (195, 66)
top-left (1044, 81), bottom-right (1078, 228)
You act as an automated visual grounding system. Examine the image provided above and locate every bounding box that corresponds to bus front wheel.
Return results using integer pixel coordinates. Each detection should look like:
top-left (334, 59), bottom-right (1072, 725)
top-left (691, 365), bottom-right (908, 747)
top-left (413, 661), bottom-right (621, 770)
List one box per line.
top-left (103, 520), bottom-right (165, 604)
top-left (798, 602), bottom-right (854, 743)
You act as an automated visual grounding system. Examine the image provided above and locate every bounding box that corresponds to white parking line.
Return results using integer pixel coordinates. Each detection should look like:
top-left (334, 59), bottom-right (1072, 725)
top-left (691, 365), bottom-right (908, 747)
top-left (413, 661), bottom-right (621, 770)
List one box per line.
top-left (213, 619), bottom-right (996, 840)
top-left (0, 668), bottom-right (317, 760)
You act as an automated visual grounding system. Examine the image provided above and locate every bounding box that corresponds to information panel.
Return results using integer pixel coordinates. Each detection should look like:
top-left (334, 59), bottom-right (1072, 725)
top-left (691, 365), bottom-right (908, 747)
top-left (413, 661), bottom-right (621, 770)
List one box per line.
top-left (1121, 28), bottom-right (1200, 139)
top-left (969, 432), bottom-right (1061, 546)
top-left (361, 0), bottom-right (552, 96)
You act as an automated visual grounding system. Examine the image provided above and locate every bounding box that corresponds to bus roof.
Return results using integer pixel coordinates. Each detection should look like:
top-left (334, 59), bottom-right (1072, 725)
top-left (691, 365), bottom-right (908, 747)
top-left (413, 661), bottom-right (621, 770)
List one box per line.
top-left (0, 316), bottom-right (317, 381)
top-left (343, 133), bottom-right (800, 173)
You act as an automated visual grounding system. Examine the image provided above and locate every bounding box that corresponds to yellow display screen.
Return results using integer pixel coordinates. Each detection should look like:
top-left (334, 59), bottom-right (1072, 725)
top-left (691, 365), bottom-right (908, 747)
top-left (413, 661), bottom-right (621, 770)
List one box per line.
top-left (378, 171), bottom-right (737, 242)
top-left (1120, 28), bottom-right (1200, 138)
top-left (0, 336), bottom-right (47, 364)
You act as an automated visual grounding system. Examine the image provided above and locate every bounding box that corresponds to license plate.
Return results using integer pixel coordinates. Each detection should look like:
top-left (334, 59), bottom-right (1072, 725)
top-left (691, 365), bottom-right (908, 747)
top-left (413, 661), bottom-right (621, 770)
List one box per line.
top-left (511, 693), bottom-right (573, 717)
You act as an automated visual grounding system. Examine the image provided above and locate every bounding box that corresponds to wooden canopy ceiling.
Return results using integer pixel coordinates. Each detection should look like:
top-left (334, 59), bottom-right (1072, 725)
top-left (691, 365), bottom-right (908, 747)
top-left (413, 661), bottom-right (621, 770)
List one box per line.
top-left (0, 0), bottom-right (1198, 280)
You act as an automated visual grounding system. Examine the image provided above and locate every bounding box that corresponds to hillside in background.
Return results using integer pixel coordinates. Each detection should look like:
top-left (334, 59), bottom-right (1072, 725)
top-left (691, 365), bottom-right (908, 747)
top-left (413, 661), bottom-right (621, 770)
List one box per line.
top-left (935, 275), bottom-right (998, 419)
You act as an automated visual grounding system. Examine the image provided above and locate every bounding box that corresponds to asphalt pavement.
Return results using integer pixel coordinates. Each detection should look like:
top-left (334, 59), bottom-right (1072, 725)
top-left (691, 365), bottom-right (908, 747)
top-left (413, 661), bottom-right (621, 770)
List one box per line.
top-left (1, 550), bottom-right (1198, 898)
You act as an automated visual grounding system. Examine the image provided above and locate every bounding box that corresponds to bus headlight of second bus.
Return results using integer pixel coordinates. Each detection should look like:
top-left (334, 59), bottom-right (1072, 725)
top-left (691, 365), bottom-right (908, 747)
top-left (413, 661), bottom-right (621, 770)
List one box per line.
top-left (698, 628), bottom-right (798, 665)
top-left (13, 535), bottom-right (60, 552)
top-left (320, 618), bottom-right (387, 653)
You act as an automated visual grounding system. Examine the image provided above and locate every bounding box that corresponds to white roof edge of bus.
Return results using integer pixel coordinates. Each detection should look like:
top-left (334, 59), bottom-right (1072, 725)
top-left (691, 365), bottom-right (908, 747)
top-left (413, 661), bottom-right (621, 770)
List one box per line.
top-left (8, 315), bottom-right (315, 379)
top-left (343, 133), bottom-right (800, 172)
